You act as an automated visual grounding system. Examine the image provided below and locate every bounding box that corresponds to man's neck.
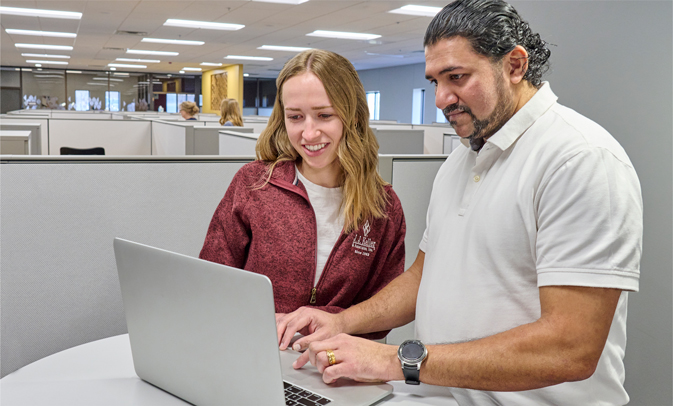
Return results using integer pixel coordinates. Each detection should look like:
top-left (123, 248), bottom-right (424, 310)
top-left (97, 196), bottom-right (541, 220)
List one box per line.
top-left (513, 82), bottom-right (539, 114)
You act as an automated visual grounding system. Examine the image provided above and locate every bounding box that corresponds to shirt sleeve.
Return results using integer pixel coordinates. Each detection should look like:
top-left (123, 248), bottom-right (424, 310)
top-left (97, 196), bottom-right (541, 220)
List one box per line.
top-left (199, 169), bottom-right (252, 268)
top-left (535, 147), bottom-right (643, 291)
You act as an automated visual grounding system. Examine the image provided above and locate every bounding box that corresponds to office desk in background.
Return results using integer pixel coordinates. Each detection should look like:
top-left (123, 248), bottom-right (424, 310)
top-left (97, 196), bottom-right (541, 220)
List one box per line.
top-left (1, 335), bottom-right (458, 406)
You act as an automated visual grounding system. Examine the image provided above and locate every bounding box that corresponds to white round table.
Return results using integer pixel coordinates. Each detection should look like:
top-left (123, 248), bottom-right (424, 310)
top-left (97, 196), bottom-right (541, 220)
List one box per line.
top-left (1, 334), bottom-right (458, 406)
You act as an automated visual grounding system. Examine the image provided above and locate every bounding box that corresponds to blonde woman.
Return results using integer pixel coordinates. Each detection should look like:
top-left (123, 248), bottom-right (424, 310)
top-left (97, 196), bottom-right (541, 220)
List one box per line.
top-left (179, 101), bottom-right (199, 120)
top-left (200, 49), bottom-right (406, 339)
top-left (219, 98), bottom-right (243, 126)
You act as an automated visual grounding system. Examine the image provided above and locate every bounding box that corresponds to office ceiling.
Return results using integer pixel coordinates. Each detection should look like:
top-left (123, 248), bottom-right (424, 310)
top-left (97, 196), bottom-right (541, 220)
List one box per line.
top-left (0, 1), bottom-right (447, 77)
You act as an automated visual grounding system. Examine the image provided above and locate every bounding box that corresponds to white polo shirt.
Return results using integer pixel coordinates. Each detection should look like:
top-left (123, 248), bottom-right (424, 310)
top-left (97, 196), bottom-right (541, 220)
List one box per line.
top-left (416, 83), bottom-right (643, 405)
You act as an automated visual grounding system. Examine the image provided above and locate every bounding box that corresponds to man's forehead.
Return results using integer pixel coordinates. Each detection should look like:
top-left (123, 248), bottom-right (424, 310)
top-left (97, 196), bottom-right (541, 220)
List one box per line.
top-left (425, 36), bottom-right (488, 74)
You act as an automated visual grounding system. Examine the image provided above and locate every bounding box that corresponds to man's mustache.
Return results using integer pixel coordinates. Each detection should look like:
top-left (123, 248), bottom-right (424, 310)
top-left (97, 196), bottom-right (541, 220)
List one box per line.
top-left (443, 104), bottom-right (473, 118)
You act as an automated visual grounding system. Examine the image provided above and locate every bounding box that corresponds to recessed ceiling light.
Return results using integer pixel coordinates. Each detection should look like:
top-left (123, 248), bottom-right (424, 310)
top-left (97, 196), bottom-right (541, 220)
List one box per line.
top-left (306, 30), bottom-right (381, 41)
top-left (243, 73), bottom-right (250, 77)
top-left (109, 67), bottom-right (117, 71)
top-left (225, 55), bottom-right (273, 61)
top-left (141, 38), bottom-right (204, 46)
top-left (6, 29), bottom-right (77, 38)
top-left (35, 64), bottom-right (42, 67)
top-left (0, 6), bottom-right (82, 19)
top-left (21, 53), bottom-right (70, 59)
top-left (116, 58), bottom-right (160, 63)
top-left (257, 45), bottom-right (312, 52)
top-left (127, 49), bottom-right (179, 56)
top-left (251, 0), bottom-right (309, 4)
top-left (181, 67), bottom-right (202, 71)
top-left (179, 70), bottom-right (185, 74)
top-left (16, 43), bottom-right (73, 50)
top-left (164, 19), bottom-right (244, 31)
top-left (25, 59), bottom-right (68, 65)
top-left (108, 63), bottom-right (147, 69)
top-left (388, 5), bottom-right (442, 17)
top-left (200, 62), bottom-right (223, 66)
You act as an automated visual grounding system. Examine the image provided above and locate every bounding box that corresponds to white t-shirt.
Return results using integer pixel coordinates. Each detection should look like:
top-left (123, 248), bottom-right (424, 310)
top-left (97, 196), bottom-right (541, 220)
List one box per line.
top-left (417, 83), bottom-right (642, 405)
top-left (296, 168), bottom-right (344, 285)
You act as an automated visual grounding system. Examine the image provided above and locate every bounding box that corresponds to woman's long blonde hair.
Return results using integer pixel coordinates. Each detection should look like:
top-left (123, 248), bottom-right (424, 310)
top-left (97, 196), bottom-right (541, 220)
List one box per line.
top-left (219, 98), bottom-right (243, 126)
top-left (256, 49), bottom-right (388, 234)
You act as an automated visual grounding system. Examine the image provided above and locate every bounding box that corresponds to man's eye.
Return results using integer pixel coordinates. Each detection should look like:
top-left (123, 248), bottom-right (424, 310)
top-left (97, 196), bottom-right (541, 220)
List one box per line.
top-left (450, 74), bottom-right (464, 81)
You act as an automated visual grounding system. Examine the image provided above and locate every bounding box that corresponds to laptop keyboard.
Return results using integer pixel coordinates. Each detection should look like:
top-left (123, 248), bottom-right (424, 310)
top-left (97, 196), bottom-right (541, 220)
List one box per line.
top-left (284, 381), bottom-right (332, 406)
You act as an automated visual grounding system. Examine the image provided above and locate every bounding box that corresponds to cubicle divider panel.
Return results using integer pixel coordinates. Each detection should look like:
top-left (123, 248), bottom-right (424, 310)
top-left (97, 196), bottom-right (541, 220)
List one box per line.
top-left (0, 123), bottom-right (41, 155)
top-left (0, 157), bottom-right (252, 377)
top-left (49, 119), bottom-right (152, 155)
top-left (152, 121), bottom-right (190, 155)
top-left (0, 117), bottom-right (49, 155)
top-left (373, 129), bottom-right (425, 154)
top-left (218, 131), bottom-right (259, 156)
top-left (378, 155), bottom-right (448, 345)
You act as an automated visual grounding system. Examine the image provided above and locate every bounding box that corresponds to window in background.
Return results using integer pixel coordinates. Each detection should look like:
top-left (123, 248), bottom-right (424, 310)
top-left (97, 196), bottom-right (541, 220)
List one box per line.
top-left (105, 91), bottom-right (120, 111)
top-left (436, 108), bottom-right (448, 123)
top-left (366, 91), bottom-right (380, 120)
top-left (75, 90), bottom-right (90, 111)
top-left (22, 68), bottom-right (66, 109)
top-left (188, 94), bottom-right (195, 103)
top-left (177, 93), bottom-right (187, 105)
top-left (166, 93), bottom-right (177, 113)
top-left (412, 88), bottom-right (425, 124)
top-left (198, 94), bottom-right (202, 106)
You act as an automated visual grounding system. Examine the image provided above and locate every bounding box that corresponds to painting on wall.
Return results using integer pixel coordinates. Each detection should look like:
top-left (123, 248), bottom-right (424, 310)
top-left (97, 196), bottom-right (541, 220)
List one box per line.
top-left (211, 72), bottom-right (228, 110)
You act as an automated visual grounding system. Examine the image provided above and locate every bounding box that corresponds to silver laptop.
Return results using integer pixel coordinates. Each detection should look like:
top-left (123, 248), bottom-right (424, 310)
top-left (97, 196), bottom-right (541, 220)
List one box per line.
top-left (113, 238), bottom-right (393, 406)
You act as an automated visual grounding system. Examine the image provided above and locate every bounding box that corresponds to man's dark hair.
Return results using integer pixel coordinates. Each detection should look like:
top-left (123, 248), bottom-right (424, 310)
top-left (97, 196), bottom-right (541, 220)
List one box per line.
top-left (424, 0), bottom-right (551, 88)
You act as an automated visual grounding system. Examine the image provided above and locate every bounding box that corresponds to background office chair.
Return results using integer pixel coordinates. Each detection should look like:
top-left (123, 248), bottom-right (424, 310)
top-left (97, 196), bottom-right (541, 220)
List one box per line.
top-left (60, 147), bottom-right (106, 155)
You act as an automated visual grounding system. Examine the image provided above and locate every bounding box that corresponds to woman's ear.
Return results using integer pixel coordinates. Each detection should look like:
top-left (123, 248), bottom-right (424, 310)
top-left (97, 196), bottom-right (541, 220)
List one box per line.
top-left (506, 45), bottom-right (529, 85)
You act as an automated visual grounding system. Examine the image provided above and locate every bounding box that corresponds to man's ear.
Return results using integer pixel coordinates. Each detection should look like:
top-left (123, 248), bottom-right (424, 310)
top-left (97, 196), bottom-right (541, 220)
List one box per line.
top-left (506, 45), bottom-right (529, 84)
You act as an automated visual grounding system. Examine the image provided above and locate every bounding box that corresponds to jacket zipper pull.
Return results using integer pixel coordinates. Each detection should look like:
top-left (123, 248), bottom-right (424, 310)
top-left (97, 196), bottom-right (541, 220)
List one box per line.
top-left (309, 287), bottom-right (317, 304)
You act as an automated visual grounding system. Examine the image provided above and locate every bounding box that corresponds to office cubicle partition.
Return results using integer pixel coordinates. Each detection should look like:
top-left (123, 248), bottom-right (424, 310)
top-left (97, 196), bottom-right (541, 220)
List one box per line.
top-left (0, 122), bottom-right (41, 154)
top-left (48, 119), bottom-right (152, 155)
top-left (378, 154), bottom-right (448, 344)
top-left (372, 128), bottom-right (425, 154)
top-left (0, 156), bottom-right (253, 377)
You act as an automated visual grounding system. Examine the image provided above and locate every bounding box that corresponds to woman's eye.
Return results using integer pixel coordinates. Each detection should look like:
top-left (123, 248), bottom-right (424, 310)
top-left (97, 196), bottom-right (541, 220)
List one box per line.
top-left (319, 113), bottom-right (333, 119)
top-left (286, 115), bottom-right (301, 120)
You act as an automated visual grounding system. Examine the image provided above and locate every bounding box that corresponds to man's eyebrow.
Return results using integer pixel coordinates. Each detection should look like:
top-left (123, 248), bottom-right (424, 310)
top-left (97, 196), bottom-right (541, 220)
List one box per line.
top-left (426, 66), bottom-right (463, 80)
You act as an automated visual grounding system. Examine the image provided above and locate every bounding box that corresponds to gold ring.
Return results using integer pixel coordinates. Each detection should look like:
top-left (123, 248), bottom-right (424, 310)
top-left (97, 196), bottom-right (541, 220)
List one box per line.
top-left (326, 349), bottom-right (336, 366)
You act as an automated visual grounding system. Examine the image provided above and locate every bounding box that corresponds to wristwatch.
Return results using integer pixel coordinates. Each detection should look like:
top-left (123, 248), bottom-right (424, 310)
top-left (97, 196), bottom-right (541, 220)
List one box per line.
top-left (397, 339), bottom-right (428, 385)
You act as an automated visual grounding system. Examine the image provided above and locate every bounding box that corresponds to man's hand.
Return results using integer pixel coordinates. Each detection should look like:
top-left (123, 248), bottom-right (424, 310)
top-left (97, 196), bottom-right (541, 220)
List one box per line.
top-left (293, 333), bottom-right (403, 384)
top-left (276, 307), bottom-right (345, 351)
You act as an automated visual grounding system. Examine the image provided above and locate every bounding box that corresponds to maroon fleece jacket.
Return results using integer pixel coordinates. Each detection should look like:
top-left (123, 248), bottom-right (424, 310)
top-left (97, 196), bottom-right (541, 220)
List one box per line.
top-left (200, 160), bottom-right (406, 337)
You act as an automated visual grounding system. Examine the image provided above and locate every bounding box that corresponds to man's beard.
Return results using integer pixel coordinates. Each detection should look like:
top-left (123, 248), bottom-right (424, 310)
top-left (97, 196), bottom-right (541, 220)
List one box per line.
top-left (443, 74), bottom-right (515, 151)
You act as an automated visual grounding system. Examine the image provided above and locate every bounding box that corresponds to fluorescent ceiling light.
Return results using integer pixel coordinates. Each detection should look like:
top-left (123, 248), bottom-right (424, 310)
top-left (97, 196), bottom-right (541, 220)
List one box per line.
top-left (257, 45), bottom-right (311, 52)
top-left (34, 74), bottom-right (64, 78)
top-left (6, 29), bottom-right (77, 38)
top-left (179, 70), bottom-right (185, 74)
top-left (16, 43), bottom-right (73, 50)
top-left (200, 62), bottom-right (222, 66)
top-left (93, 77), bottom-right (124, 82)
top-left (87, 82), bottom-right (111, 86)
top-left (225, 55), bottom-right (273, 61)
top-left (127, 49), bottom-right (179, 56)
top-left (108, 63), bottom-right (147, 69)
top-left (142, 38), bottom-right (204, 46)
top-left (25, 59), bottom-right (68, 65)
top-left (243, 73), bottom-right (249, 77)
top-left (113, 72), bottom-right (130, 76)
top-left (0, 6), bottom-right (82, 19)
top-left (21, 53), bottom-right (70, 59)
top-left (164, 19), bottom-right (244, 31)
top-left (181, 67), bottom-right (202, 71)
top-left (306, 30), bottom-right (380, 41)
top-left (109, 67), bottom-right (117, 71)
top-left (389, 5), bottom-right (442, 17)
top-left (251, 0), bottom-right (309, 4)
top-left (66, 70), bottom-right (82, 74)
top-left (35, 64), bottom-right (42, 67)
top-left (116, 58), bottom-right (160, 63)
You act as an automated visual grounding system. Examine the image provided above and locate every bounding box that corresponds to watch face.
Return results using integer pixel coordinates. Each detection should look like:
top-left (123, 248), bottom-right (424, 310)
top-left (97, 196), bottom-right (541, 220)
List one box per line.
top-left (401, 340), bottom-right (426, 362)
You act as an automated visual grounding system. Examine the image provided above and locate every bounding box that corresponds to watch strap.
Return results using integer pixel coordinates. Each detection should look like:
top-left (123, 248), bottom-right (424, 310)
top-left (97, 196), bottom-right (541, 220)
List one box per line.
top-left (402, 363), bottom-right (421, 385)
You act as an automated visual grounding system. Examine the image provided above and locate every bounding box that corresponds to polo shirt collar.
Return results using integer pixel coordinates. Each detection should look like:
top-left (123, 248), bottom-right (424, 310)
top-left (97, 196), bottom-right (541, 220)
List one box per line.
top-left (460, 82), bottom-right (557, 152)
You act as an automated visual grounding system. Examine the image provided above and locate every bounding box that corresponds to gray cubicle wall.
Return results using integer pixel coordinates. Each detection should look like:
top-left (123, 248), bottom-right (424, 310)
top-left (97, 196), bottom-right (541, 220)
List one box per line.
top-left (378, 155), bottom-right (447, 345)
top-left (372, 128), bottom-right (424, 154)
top-left (0, 122), bottom-right (41, 154)
top-left (217, 130), bottom-right (259, 156)
top-left (188, 127), bottom-right (255, 155)
top-left (0, 156), bottom-right (252, 377)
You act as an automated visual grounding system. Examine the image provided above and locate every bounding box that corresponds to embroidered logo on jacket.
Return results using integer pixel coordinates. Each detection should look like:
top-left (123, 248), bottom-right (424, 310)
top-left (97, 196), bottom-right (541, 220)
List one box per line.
top-left (352, 220), bottom-right (376, 257)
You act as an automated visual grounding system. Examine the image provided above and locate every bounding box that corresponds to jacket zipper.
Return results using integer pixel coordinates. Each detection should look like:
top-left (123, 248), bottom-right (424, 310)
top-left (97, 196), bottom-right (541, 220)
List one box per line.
top-left (309, 231), bottom-right (346, 305)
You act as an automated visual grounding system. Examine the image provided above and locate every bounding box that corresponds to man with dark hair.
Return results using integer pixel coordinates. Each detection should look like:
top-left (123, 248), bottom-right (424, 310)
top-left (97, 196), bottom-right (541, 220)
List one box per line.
top-left (275, 1), bottom-right (643, 404)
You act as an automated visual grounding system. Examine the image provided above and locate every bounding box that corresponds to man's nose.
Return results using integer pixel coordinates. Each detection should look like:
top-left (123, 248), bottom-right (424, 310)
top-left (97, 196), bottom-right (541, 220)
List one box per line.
top-left (435, 84), bottom-right (458, 110)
